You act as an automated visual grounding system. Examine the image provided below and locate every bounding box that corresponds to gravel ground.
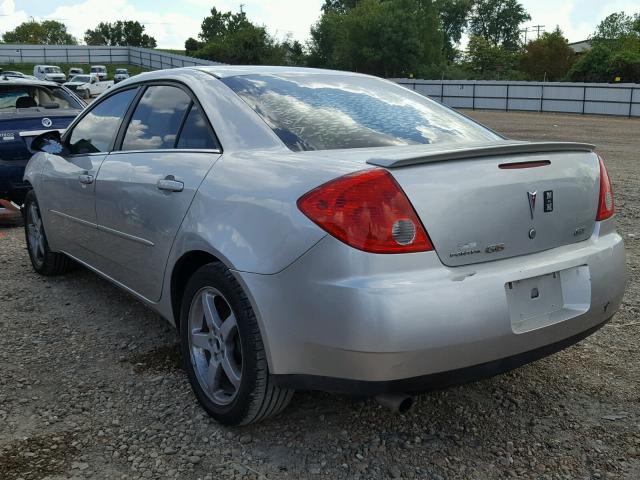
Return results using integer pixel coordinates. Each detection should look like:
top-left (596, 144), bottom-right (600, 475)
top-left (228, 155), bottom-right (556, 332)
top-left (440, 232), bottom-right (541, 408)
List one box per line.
top-left (1, 110), bottom-right (639, 480)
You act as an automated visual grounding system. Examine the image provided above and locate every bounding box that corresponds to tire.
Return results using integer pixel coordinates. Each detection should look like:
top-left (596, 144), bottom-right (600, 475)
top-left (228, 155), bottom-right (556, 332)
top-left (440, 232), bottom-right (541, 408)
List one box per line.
top-left (23, 190), bottom-right (73, 276)
top-left (180, 262), bottom-right (294, 425)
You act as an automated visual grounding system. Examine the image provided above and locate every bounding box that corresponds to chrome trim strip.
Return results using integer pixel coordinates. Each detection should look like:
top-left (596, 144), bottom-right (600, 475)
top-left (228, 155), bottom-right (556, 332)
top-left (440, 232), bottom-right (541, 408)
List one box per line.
top-left (107, 148), bottom-right (222, 155)
top-left (19, 129), bottom-right (66, 138)
top-left (49, 209), bottom-right (97, 228)
top-left (96, 224), bottom-right (155, 247)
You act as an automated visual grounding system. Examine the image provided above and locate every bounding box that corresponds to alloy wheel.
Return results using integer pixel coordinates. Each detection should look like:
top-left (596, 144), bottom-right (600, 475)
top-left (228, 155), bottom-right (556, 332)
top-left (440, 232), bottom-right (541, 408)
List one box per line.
top-left (26, 202), bottom-right (45, 267)
top-left (187, 287), bottom-right (242, 405)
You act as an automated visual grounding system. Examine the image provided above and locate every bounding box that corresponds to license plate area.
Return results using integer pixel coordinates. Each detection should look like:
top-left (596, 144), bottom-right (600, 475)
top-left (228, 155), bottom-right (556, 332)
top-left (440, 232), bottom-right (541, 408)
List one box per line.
top-left (506, 265), bottom-right (591, 334)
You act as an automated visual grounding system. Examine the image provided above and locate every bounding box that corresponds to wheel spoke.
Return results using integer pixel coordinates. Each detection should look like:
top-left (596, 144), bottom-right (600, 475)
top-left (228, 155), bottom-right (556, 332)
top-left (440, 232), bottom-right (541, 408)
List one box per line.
top-left (202, 292), bottom-right (222, 332)
top-left (219, 314), bottom-right (237, 342)
top-left (207, 358), bottom-right (222, 391)
top-left (191, 331), bottom-right (211, 351)
top-left (36, 237), bottom-right (44, 256)
top-left (221, 351), bottom-right (241, 388)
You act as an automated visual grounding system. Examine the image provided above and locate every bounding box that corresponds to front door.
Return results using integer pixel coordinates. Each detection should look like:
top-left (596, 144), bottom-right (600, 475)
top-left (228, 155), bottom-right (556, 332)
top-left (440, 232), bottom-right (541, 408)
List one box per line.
top-left (92, 85), bottom-right (221, 301)
top-left (40, 88), bottom-right (139, 260)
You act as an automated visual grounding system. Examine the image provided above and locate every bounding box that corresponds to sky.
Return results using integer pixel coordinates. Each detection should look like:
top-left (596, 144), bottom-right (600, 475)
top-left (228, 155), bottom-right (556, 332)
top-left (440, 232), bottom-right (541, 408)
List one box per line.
top-left (1, 0), bottom-right (639, 49)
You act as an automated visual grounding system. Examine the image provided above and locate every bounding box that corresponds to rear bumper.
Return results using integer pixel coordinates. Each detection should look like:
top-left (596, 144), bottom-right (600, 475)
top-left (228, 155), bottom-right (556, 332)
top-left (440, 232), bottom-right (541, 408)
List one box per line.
top-left (271, 320), bottom-right (609, 394)
top-left (237, 218), bottom-right (626, 386)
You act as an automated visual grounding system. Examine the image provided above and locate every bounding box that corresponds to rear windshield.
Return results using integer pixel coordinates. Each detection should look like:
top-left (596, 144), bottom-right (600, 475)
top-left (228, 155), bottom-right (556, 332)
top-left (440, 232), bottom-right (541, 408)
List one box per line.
top-left (221, 73), bottom-right (499, 151)
top-left (0, 85), bottom-right (83, 110)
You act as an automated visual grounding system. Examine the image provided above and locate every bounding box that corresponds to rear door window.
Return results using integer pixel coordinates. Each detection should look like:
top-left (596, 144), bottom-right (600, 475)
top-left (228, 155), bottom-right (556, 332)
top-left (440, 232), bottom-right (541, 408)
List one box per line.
top-left (176, 104), bottom-right (218, 150)
top-left (121, 85), bottom-right (191, 151)
top-left (68, 88), bottom-right (138, 154)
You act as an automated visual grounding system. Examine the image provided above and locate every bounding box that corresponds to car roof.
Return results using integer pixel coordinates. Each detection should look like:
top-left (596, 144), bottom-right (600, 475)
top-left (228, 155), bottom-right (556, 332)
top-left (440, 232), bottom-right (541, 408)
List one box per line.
top-left (193, 65), bottom-right (367, 79)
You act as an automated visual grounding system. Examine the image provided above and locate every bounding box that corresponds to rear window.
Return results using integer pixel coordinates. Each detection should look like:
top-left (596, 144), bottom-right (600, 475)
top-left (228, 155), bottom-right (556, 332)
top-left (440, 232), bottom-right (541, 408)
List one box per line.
top-left (221, 74), bottom-right (499, 151)
top-left (0, 85), bottom-right (83, 110)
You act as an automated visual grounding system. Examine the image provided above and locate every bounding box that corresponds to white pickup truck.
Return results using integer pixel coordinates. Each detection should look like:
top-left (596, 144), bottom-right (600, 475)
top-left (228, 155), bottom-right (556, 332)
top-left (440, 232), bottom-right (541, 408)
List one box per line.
top-left (63, 74), bottom-right (113, 99)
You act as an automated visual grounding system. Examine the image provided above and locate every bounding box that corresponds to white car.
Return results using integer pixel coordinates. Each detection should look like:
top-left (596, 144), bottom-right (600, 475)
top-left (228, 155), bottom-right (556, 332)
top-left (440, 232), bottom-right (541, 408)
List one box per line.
top-left (33, 65), bottom-right (66, 84)
top-left (63, 74), bottom-right (113, 99)
top-left (90, 65), bottom-right (108, 81)
top-left (114, 68), bottom-right (130, 84)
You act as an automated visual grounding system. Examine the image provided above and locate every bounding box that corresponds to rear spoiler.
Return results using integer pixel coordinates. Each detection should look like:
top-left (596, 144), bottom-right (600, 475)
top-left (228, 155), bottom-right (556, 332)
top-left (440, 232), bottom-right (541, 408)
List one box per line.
top-left (367, 141), bottom-right (596, 168)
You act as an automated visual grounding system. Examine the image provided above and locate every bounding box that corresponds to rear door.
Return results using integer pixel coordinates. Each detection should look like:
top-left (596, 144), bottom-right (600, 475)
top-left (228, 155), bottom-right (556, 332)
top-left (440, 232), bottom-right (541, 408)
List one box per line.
top-left (93, 83), bottom-right (221, 301)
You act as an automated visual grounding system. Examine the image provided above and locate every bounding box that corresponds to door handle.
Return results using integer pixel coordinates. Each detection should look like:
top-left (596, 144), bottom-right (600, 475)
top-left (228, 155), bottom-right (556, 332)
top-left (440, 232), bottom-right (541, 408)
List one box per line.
top-left (78, 173), bottom-right (94, 185)
top-left (157, 177), bottom-right (184, 192)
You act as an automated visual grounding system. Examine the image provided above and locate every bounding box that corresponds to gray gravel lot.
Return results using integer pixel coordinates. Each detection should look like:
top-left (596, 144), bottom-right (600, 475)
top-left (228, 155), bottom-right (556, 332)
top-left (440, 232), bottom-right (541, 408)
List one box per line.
top-left (1, 110), bottom-right (639, 480)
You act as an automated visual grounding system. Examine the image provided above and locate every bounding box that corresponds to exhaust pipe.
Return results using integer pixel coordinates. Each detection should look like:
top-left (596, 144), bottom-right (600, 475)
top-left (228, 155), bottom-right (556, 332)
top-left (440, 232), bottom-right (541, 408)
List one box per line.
top-left (375, 393), bottom-right (413, 414)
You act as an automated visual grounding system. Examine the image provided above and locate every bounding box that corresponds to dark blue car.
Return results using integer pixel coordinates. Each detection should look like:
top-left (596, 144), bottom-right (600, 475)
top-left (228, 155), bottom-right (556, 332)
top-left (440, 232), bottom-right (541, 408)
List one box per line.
top-left (0, 77), bottom-right (84, 204)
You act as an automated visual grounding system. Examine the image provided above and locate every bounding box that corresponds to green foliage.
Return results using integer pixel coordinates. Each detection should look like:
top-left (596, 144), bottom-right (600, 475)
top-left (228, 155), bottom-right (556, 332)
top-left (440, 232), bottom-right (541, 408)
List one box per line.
top-left (192, 7), bottom-right (292, 65)
top-left (464, 34), bottom-right (519, 78)
top-left (438, 0), bottom-right (474, 61)
top-left (520, 27), bottom-right (575, 81)
top-left (568, 11), bottom-right (640, 83)
top-left (468, 0), bottom-right (530, 51)
top-left (185, 38), bottom-right (203, 56)
top-left (84, 21), bottom-right (157, 48)
top-left (2, 20), bottom-right (77, 45)
top-left (309, 0), bottom-right (444, 78)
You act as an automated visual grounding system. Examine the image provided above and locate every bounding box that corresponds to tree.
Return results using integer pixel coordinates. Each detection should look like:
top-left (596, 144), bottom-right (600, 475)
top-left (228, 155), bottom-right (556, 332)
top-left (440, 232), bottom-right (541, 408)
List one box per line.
top-left (309, 0), bottom-right (444, 77)
top-left (185, 37), bottom-right (203, 55)
top-left (568, 11), bottom-right (640, 83)
top-left (193, 7), bottom-right (286, 65)
top-left (592, 11), bottom-right (640, 44)
top-left (2, 20), bottom-right (77, 44)
top-left (520, 27), bottom-right (575, 81)
top-left (468, 0), bottom-right (530, 51)
top-left (465, 34), bottom-right (518, 77)
top-left (437, 0), bottom-right (474, 61)
top-left (84, 21), bottom-right (157, 48)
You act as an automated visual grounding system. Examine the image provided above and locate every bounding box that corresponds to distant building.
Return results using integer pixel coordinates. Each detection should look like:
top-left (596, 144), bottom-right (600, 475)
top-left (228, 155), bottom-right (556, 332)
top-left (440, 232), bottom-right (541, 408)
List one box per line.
top-left (569, 40), bottom-right (591, 54)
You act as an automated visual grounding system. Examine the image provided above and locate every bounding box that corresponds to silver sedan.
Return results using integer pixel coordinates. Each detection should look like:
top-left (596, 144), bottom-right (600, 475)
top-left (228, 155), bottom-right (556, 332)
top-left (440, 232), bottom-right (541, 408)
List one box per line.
top-left (24, 66), bottom-right (627, 425)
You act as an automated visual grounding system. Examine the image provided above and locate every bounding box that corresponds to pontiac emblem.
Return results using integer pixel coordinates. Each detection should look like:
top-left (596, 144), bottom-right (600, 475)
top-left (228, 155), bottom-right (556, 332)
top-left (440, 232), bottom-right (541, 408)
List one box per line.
top-left (527, 191), bottom-right (537, 219)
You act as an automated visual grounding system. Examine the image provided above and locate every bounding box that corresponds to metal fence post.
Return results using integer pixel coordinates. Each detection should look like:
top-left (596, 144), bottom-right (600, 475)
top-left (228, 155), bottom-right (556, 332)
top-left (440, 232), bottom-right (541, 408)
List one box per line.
top-left (582, 86), bottom-right (586, 115)
top-left (539, 84), bottom-right (544, 113)
top-left (440, 82), bottom-right (444, 103)
top-left (505, 84), bottom-right (509, 111)
top-left (629, 88), bottom-right (634, 118)
top-left (472, 82), bottom-right (476, 110)
top-left (43, 47), bottom-right (46, 63)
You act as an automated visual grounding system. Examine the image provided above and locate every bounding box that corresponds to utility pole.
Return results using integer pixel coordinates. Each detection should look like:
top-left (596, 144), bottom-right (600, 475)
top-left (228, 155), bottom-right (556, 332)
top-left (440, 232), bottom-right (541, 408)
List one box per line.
top-left (520, 27), bottom-right (530, 44)
top-left (532, 25), bottom-right (545, 39)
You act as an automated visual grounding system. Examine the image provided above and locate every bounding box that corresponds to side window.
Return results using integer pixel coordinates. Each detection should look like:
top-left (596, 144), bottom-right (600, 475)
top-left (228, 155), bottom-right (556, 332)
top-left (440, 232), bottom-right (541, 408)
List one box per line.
top-left (176, 104), bottom-right (219, 150)
top-left (121, 85), bottom-right (191, 151)
top-left (68, 88), bottom-right (137, 154)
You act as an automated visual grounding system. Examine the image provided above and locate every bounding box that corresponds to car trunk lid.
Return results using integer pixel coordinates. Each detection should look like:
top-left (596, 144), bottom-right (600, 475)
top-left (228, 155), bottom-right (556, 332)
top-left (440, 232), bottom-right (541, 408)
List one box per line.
top-left (377, 142), bottom-right (600, 267)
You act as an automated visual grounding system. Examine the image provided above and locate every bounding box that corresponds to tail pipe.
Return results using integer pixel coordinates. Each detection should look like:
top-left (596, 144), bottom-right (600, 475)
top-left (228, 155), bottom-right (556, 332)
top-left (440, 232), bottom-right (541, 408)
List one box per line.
top-left (375, 393), bottom-right (413, 414)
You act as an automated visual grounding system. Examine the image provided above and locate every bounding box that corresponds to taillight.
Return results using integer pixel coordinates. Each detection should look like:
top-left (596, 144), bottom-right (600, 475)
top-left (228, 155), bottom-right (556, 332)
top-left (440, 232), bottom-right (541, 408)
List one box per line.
top-left (297, 168), bottom-right (433, 253)
top-left (596, 155), bottom-right (615, 221)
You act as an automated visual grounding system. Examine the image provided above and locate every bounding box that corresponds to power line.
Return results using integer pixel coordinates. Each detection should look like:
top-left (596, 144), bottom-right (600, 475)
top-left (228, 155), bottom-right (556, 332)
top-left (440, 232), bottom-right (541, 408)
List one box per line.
top-left (532, 25), bottom-right (545, 39)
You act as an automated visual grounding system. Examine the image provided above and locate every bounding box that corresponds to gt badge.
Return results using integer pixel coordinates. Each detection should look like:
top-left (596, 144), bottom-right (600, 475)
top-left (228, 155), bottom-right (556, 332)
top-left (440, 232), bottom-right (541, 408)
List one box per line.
top-left (543, 190), bottom-right (553, 212)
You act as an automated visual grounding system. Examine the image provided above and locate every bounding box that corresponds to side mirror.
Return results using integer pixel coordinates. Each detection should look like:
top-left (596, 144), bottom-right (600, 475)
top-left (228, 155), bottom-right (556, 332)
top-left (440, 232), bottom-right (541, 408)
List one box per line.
top-left (30, 130), bottom-right (66, 155)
